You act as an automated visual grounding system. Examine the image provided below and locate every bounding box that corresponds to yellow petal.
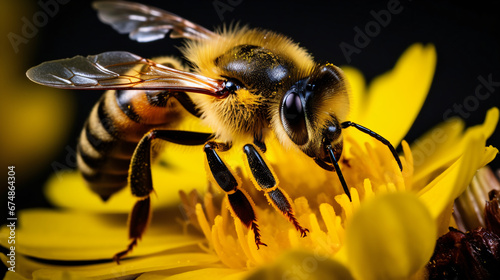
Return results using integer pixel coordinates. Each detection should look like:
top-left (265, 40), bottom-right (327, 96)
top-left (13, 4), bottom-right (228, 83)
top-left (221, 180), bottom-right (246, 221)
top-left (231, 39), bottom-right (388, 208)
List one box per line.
top-left (246, 250), bottom-right (354, 280)
top-left (45, 171), bottom-right (133, 213)
top-left (411, 117), bottom-right (465, 186)
top-left (0, 209), bottom-right (204, 261)
top-left (345, 192), bottom-right (436, 280)
top-left (412, 107), bottom-right (498, 188)
top-left (138, 267), bottom-right (248, 280)
top-left (418, 131), bottom-right (498, 220)
top-left (355, 44), bottom-right (436, 145)
top-left (3, 271), bottom-right (29, 280)
top-left (2, 251), bottom-right (219, 280)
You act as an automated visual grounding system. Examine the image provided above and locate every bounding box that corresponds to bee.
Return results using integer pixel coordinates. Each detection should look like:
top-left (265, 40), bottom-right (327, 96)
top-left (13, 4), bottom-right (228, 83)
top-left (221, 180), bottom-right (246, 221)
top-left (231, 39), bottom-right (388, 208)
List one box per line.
top-left (27, 0), bottom-right (402, 262)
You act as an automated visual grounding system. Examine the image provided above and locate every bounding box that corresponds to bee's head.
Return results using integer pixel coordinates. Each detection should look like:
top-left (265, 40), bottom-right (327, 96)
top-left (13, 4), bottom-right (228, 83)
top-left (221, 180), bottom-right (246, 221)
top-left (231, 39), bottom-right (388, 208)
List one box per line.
top-left (277, 64), bottom-right (350, 169)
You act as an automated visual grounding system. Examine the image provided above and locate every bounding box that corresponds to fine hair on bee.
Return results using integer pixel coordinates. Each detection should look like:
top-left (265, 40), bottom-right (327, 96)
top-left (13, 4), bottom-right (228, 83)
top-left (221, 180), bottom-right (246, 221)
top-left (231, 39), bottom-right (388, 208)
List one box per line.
top-left (26, 0), bottom-right (403, 263)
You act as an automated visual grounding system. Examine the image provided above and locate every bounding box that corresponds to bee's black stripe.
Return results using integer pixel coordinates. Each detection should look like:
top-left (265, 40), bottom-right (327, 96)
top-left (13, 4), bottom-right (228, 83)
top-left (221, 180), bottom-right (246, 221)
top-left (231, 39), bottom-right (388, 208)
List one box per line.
top-left (115, 90), bottom-right (142, 123)
top-left (85, 123), bottom-right (112, 152)
top-left (84, 123), bottom-right (137, 158)
top-left (88, 182), bottom-right (127, 201)
top-left (78, 144), bottom-right (131, 173)
top-left (97, 96), bottom-right (117, 136)
top-left (81, 171), bottom-right (128, 185)
top-left (110, 140), bottom-right (139, 158)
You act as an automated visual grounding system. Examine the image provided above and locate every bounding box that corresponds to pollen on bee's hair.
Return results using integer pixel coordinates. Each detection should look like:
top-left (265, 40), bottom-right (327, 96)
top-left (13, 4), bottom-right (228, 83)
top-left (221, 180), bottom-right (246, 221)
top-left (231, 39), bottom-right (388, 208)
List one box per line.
top-left (182, 26), bottom-right (315, 80)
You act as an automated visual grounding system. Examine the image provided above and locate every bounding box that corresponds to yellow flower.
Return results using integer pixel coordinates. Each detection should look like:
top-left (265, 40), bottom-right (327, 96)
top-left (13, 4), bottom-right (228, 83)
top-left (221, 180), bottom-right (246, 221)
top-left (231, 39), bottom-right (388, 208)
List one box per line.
top-left (1, 43), bottom-right (498, 280)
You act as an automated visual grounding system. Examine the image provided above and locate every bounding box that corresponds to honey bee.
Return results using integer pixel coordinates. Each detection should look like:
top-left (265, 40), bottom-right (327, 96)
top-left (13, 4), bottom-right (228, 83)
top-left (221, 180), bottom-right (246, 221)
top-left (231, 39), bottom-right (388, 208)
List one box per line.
top-left (27, 1), bottom-right (402, 262)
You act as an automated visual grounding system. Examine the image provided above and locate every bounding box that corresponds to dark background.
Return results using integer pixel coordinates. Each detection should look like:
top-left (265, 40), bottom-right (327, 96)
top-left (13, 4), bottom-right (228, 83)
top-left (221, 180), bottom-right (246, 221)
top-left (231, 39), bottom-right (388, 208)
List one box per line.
top-left (1, 0), bottom-right (499, 246)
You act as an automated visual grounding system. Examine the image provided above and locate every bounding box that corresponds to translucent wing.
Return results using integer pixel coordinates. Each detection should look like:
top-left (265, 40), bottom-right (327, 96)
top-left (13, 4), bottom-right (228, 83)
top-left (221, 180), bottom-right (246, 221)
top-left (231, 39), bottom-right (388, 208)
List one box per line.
top-left (26, 51), bottom-right (227, 97)
top-left (92, 0), bottom-right (218, 42)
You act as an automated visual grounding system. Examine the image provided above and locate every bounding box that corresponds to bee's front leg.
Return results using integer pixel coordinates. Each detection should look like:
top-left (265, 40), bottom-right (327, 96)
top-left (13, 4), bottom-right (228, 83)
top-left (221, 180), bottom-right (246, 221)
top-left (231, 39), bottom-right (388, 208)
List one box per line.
top-left (114, 129), bottom-right (213, 263)
top-left (204, 141), bottom-right (267, 249)
top-left (243, 143), bottom-right (309, 237)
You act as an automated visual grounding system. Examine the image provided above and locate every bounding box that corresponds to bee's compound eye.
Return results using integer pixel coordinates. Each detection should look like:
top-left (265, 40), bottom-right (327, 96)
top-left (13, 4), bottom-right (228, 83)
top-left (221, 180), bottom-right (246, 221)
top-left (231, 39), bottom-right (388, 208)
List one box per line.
top-left (281, 91), bottom-right (308, 145)
top-left (284, 92), bottom-right (303, 120)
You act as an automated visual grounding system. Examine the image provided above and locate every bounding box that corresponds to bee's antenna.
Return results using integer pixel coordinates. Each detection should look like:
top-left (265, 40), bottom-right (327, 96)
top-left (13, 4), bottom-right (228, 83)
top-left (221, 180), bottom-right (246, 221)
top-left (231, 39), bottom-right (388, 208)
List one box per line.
top-left (341, 121), bottom-right (403, 171)
top-left (325, 145), bottom-right (352, 202)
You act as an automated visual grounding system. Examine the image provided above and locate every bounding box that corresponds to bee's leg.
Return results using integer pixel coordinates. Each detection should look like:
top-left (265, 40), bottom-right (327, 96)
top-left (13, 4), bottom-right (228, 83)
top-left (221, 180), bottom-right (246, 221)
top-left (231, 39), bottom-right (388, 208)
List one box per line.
top-left (243, 144), bottom-right (309, 237)
top-left (113, 196), bottom-right (150, 263)
top-left (204, 141), bottom-right (267, 248)
top-left (114, 130), bottom-right (213, 263)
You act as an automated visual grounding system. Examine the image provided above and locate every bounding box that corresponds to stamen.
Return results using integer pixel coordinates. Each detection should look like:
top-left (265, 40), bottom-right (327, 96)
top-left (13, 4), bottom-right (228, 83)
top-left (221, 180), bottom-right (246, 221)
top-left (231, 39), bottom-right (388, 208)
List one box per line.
top-left (234, 218), bottom-right (253, 263)
top-left (335, 188), bottom-right (359, 222)
top-left (195, 203), bottom-right (213, 246)
top-left (363, 179), bottom-right (375, 201)
top-left (319, 203), bottom-right (340, 244)
top-left (177, 128), bottom-right (414, 271)
top-left (454, 167), bottom-right (500, 232)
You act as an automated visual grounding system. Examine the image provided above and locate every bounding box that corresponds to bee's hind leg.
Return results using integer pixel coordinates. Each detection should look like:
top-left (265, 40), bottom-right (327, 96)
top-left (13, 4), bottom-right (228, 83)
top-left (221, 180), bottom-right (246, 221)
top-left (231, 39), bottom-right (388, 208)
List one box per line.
top-left (113, 129), bottom-right (213, 263)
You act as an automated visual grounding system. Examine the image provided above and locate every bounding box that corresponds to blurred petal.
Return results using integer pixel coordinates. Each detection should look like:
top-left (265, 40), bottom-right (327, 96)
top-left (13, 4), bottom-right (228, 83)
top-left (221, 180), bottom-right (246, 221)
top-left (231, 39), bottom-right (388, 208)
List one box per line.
top-left (346, 192), bottom-right (436, 280)
top-left (355, 44), bottom-right (436, 145)
top-left (246, 250), bottom-right (354, 280)
top-left (45, 171), bottom-right (133, 213)
top-left (0, 209), bottom-right (204, 261)
top-left (2, 251), bottom-right (219, 280)
top-left (139, 267), bottom-right (248, 280)
top-left (3, 271), bottom-right (29, 280)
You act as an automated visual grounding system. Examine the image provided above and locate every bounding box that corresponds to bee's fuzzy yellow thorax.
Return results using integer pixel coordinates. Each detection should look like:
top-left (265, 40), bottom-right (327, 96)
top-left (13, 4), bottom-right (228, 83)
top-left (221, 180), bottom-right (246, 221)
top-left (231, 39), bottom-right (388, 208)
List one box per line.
top-left (191, 88), bottom-right (268, 143)
top-left (183, 26), bottom-right (318, 143)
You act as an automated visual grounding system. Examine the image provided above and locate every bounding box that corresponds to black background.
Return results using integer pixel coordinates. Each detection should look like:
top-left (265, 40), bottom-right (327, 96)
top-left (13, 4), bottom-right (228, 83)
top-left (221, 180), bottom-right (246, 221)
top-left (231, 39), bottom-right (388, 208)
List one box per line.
top-left (2, 0), bottom-right (500, 245)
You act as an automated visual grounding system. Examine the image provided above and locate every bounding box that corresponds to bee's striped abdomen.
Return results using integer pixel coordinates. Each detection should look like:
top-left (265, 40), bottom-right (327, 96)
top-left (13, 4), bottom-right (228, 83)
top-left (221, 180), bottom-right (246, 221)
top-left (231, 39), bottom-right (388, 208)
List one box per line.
top-left (76, 57), bottom-right (195, 201)
top-left (76, 88), bottom-right (186, 200)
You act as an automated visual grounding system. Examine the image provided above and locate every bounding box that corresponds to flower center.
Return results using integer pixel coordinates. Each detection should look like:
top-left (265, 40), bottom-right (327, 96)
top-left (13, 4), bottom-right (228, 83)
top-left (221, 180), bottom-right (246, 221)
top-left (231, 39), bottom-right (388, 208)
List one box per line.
top-left (179, 134), bottom-right (413, 269)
